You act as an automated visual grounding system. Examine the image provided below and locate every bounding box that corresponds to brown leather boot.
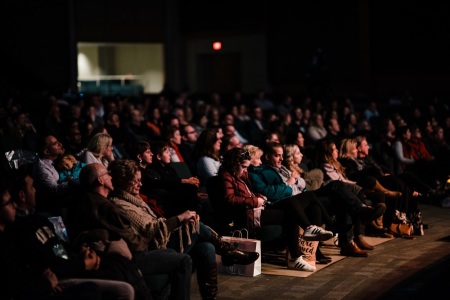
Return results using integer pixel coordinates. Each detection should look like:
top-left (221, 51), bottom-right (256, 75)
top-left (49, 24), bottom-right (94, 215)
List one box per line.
top-left (360, 203), bottom-right (386, 225)
top-left (374, 180), bottom-right (402, 200)
top-left (354, 234), bottom-right (374, 250)
top-left (340, 241), bottom-right (369, 257)
top-left (209, 229), bottom-right (259, 266)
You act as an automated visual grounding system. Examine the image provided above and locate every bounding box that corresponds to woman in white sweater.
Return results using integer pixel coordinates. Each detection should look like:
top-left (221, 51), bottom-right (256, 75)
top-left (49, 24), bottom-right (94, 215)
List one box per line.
top-left (194, 128), bottom-right (223, 187)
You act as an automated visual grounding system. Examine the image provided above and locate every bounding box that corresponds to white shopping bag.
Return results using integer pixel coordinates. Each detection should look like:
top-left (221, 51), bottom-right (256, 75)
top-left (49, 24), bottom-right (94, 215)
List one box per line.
top-left (216, 229), bottom-right (262, 277)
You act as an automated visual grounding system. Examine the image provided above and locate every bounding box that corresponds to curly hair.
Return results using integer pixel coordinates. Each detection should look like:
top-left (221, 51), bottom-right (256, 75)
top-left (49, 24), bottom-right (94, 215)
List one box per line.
top-left (219, 148), bottom-right (251, 176)
top-left (108, 159), bottom-right (140, 191)
top-left (243, 144), bottom-right (263, 160)
top-left (86, 133), bottom-right (113, 158)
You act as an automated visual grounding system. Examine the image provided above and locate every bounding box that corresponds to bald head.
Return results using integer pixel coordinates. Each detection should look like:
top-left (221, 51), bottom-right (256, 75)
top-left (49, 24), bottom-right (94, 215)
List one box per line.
top-left (80, 163), bottom-right (108, 191)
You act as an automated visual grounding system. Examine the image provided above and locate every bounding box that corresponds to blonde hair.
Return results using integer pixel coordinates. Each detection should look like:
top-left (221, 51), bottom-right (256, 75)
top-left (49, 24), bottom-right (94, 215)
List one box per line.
top-left (282, 144), bottom-right (305, 176)
top-left (243, 144), bottom-right (263, 160)
top-left (339, 138), bottom-right (357, 159)
top-left (86, 133), bottom-right (113, 158)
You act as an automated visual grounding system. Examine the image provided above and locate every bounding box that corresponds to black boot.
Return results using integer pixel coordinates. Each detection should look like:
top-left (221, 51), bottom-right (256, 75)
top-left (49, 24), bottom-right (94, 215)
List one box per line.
top-left (197, 263), bottom-right (218, 300)
top-left (209, 230), bottom-right (259, 266)
top-left (316, 247), bottom-right (332, 264)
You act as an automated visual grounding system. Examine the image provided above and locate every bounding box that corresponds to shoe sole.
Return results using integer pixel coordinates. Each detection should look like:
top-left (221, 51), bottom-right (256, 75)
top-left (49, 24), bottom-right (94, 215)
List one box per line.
top-left (340, 252), bottom-right (369, 257)
top-left (316, 258), bottom-right (332, 264)
top-left (287, 265), bottom-right (316, 272)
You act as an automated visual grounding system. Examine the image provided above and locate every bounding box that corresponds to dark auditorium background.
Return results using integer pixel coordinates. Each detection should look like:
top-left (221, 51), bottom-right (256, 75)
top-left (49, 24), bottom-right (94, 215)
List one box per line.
top-left (1, 0), bottom-right (450, 106)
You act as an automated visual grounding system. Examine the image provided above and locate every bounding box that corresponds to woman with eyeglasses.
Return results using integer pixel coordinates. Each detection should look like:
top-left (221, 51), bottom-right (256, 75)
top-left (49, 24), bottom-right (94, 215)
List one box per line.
top-left (107, 159), bottom-right (259, 299)
top-left (218, 148), bottom-right (334, 272)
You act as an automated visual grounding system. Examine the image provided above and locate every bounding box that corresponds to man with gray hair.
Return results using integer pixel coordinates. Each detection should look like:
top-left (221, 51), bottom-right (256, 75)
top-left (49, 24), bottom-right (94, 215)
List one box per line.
top-left (67, 163), bottom-right (193, 300)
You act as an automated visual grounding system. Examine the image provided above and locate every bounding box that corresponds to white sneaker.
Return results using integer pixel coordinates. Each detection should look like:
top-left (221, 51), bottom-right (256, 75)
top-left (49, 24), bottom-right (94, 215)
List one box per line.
top-left (287, 254), bottom-right (316, 272)
top-left (303, 225), bottom-right (333, 241)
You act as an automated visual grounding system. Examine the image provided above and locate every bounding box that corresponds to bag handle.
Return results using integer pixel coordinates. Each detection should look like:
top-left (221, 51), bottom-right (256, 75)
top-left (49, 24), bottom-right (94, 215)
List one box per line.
top-left (231, 228), bottom-right (249, 239)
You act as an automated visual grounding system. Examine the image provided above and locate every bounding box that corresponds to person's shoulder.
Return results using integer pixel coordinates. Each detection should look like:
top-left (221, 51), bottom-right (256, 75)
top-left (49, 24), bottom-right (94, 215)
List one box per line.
top-left (198, 156), bottom-right (214, 163)
top-left (143, 166), bottom-right (160, 178)
top-left (86, 191), bottom-right (107, 200)
top-left (34, 157), bottom-right (49, 166)
top-left (248, 165), bottom-right (261, 172)
top-left (76, 161), bottom-right (87, 168)
top-left (321, 163), bottom-right (332, 170)
top-left (260, 164), bottom-right (274, 172)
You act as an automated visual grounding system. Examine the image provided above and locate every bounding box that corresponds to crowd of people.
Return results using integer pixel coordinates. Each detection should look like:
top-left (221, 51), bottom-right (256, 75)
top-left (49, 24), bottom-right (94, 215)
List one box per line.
top-left (1, 90), bottom-right (450, 299)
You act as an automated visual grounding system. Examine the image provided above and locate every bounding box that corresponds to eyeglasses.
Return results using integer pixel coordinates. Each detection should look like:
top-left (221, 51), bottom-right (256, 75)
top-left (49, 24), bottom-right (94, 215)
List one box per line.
top-left (187, 131), bottom-right (196, 135)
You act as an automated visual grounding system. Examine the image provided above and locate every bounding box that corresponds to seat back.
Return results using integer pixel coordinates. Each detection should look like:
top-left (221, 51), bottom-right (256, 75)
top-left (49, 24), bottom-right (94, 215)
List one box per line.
top-left (206, 175), bottom-right (248, 236)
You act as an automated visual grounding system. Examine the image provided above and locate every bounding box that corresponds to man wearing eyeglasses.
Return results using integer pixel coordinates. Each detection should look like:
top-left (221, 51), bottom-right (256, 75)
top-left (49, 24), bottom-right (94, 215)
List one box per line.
top-left (179, 124), bottom-right (199, 176)
top-left (68, 163), bottom-right (193, 300)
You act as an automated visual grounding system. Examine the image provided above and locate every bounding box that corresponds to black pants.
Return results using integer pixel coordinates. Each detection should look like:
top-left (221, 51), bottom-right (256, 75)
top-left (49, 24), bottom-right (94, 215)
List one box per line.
top-left (262, 191), bottom-right (331, 258)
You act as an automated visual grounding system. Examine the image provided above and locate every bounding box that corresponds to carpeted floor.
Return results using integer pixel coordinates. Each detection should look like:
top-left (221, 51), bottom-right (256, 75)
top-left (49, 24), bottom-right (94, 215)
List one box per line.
top-left (260, 236), bottom-right (394, 277)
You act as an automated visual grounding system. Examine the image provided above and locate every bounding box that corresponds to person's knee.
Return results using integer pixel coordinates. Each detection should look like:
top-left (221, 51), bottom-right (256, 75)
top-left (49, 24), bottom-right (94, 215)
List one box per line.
top-left (180, 253), bottom-right (193, 271)
top-left (195, 242), bottom-right (216, 264)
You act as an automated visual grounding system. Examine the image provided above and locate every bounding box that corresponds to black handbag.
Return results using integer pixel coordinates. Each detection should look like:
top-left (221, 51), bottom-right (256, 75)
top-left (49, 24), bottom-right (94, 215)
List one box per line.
top-left (409, 209), bottom-right (424, 236)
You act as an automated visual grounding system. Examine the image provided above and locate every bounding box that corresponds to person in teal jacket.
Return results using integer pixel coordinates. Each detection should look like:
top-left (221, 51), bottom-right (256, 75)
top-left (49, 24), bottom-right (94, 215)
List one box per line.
top-left (248, 142), bottom-right (386, 257)
top-left (246, 145), bottom-right (336, 266)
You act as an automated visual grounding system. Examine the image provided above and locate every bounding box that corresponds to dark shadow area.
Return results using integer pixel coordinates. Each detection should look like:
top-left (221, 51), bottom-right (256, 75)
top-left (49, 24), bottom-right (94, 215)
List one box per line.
top-left (378, 253), bottom-right (450, 299)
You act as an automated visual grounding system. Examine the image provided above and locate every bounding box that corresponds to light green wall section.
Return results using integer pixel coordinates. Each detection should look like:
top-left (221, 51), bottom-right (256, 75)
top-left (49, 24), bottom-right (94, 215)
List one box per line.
top-left (77, 43), bottom-right (164, 94)
top-left (77, 45), bottom-right (100, 77)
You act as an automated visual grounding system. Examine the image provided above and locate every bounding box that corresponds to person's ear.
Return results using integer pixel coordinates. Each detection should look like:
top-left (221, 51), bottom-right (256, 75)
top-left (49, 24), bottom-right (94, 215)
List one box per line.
top-left (137, 154), bottom-right (143, 162)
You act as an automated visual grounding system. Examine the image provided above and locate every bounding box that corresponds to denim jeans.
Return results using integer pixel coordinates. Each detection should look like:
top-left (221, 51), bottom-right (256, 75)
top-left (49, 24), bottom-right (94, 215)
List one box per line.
top-left (133, 248), bottom-right (192, 300)
top-left (169, 222), bottom-right (216, 265)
